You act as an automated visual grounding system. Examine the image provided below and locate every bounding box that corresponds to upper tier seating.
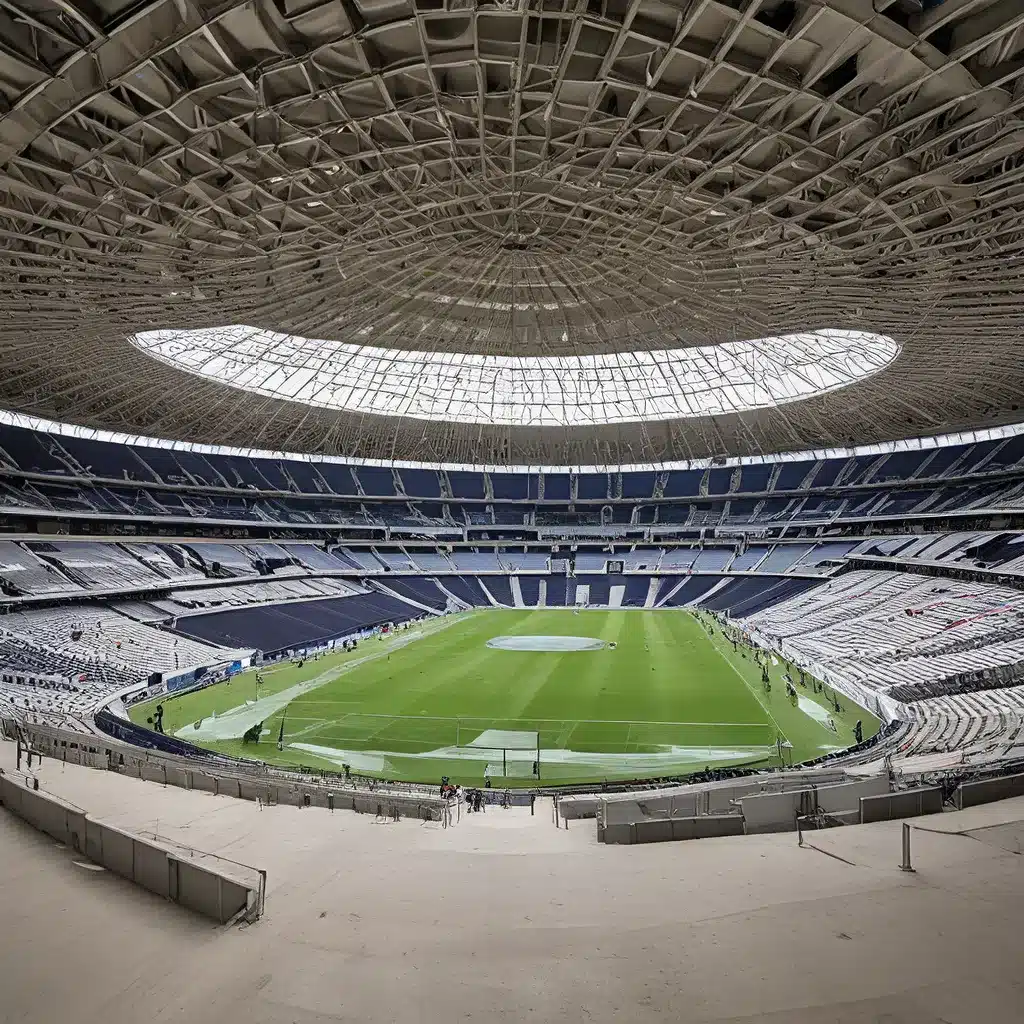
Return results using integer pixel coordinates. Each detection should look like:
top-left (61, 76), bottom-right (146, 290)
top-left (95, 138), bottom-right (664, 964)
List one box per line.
top-left (289, 544), bottom-right (350, 571)
top-left (27, 542), bottom-right (167, 591)
top-left (182, 544), bottom-right (259, 577)
top-left (164, 577), bottom-right (357, 612)
top-left (0, 541), bottom-right (79, 596)
top-left (448, 550), bottom-right (501, 572)
top-left (128, 543), bottom-right (208, 582)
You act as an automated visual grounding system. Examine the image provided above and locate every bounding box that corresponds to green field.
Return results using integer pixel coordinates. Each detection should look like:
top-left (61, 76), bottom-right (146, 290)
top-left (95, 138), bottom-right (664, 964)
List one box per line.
top-left (131, 609), bottom-right (879, 786)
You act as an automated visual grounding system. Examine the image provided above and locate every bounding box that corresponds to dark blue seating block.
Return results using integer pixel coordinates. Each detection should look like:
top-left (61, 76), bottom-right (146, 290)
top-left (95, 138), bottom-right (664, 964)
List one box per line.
top-left (739, 464), bottom-right (772, 492)
top-left (810, 459), bottom-right (846, 487)
top-left (250, 459), bottom-right (293, 490)
top-left (542, 575), bottom-right (570, 605)
top-left (484, 577), bottom-right (513, 605)
top-left (427, 576), bottom-right (485, 606)
top-left (282, 462), bottom-right (323, 492)
top-left (380, 578), bottom-right (447, 609)
top-left (577, 473), bottom-right (608, 500)
top-left (138, 448), bottom-right (199, 484)
top-left (447, 471), bottom-right (484, 499)
top-left (0, 425), bottom-right (69, 474)
top-left (357, 466), bottom-right (396, 496)
top-left (313, 463), bottom-right (357, 494)
top-left (840, 455), bottom-right (879, 484)
top-left (774, 461), bottom-right (814, 490)
top-left (576, 574), bottom-right (611, 605)
top-left (723, 578), bottom-right (820, 618)
top-left (707, 467), bottom-right (734, 494)
top-left (660, 575), bottom-right (725, 607)
top-left (952, 440), bottom-right (999, 475)
top-left (176, 592), bottom-right (417, 653)
top-left (171, 451), bottom-right (224, 486)
top-left (544, 474), bottom-right (571, 501)
top-left (400, 468), bottom-right (443, 497)
top-left (919, 445), bottom-right (968, 478)
top-left (55, 435), bottom-right (133, 479)
top-left (663, 470), bottom-right (703, 498)
top-left (491, 474), bottom-right (528, 500)
top-left (872, 450), bottom-right (929, 481)
top-left (981, 434), bottom-right (1024, 471)
top-left (623, 576), bottom-right (650, 606)
top-left (620, 471), bottom-right (655, 499)
top-left (215, 455), bottom-right (272, 489)
top-left (518, 577), bottom-right (540, 606)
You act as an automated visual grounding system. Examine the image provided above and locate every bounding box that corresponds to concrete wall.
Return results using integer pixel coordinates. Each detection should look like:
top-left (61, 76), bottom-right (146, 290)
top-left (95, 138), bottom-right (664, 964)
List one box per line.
top-left (815, 776), bottom-right (891, 814)
top-left (560, 768), bottom-right (854, 822)
top-left (955, 773), bottom-right (1024, 810)
top-left (14, 720), bottom-right (445, 823)
top-left (860, 787), bottom-right (943, 823)
top-left (739, 790), bottom-right (810, 834)
top-left (0, 768), bottom-right (263, 924)
top-left (742, 777), bottom-right (892, 834)
top-left (601, 814), bottom-right (745, 845)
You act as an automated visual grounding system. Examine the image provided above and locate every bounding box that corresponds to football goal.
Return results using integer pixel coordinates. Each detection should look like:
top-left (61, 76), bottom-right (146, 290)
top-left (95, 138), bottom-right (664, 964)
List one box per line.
top-left (458, 728), bottom-right (542, 780)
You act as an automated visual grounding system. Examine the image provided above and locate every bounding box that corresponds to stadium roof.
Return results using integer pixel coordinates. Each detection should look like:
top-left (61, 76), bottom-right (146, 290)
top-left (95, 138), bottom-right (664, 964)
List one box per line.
top-left (1, 0), bottom-right (1024, 466)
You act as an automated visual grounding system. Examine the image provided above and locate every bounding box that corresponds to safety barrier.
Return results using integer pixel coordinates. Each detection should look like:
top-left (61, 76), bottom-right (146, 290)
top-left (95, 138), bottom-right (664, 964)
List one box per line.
top-left (588, 772), bottom-right (894, 844)
top-left (6, 718), bottom-right (446, 822)
top-left (0, 767), bottom-right (265, 924)
top-left (859, 786), bottom-right (943, 823)
top-left (600, 813), bottom-right (745, 845)
top-left (954, 772), bottom-right (1024, 810)
top-left (557, 767), bottom-right (855, 821)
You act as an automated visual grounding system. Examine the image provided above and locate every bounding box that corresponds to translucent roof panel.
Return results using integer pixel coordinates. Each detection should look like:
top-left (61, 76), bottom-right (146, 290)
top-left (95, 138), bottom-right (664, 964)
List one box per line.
top-left (130, 327), bottom-right (899, 428)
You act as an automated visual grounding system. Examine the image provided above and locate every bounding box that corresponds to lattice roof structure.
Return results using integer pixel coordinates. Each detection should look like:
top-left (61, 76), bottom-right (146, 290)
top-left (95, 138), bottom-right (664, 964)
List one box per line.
top-left (1, 0), bottom-right (1023, 465)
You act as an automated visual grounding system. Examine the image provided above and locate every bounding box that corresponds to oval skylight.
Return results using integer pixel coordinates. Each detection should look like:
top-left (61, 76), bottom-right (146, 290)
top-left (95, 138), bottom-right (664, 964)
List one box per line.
top-left (130, 327), bottom-right (899, 427)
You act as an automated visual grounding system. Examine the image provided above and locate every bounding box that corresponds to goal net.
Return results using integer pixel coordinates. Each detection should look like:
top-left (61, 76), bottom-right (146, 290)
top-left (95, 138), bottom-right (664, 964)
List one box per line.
top-left (485, 760), bottom-right (538, 779)
top-left (460, 728), bottom-right (541, 780)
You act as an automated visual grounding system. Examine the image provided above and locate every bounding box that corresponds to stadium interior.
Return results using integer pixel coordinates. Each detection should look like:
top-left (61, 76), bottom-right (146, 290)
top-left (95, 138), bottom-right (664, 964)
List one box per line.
top-left (4, 0), bottom-right (1024, 1020)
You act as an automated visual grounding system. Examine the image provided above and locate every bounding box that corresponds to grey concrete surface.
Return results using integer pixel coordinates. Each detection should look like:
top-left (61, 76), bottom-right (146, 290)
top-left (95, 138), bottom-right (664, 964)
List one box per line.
top-left (2, 740), bottom-right (1023, 1024)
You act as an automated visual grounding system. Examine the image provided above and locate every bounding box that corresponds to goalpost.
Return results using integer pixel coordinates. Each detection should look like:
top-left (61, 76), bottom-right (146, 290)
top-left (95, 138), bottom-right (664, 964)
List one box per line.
top-left (455, 727), bottom-right (542, 780)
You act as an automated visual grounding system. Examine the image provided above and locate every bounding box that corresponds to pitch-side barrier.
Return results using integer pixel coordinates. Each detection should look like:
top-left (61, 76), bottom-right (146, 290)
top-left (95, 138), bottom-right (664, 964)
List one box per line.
top-left (2, 718), bottom-right (447, 821)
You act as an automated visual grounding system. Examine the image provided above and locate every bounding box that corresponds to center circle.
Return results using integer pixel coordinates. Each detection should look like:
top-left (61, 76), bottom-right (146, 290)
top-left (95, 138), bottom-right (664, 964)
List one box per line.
top-left (486, 635), bottom-right (607, 652)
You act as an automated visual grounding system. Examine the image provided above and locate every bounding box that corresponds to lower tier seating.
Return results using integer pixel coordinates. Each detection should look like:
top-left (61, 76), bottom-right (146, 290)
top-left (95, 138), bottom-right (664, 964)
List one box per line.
top-left (174, 591), bottom-right (420, 653)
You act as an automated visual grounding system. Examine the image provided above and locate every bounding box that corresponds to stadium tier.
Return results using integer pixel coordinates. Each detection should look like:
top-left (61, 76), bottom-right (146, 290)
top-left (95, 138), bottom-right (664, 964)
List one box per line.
top-left (2, 420), bottom-right (1024, 789)
top-left (4, 422), bottom-right (1024, 534)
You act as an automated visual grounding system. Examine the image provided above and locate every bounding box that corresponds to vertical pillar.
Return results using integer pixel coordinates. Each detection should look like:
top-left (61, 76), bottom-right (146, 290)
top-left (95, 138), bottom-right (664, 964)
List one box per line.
top-left (900, 822), bottom-right (915, 873)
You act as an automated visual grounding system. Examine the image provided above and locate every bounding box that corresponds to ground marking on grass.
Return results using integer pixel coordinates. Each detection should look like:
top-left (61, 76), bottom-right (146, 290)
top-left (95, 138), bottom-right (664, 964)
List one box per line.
top-left (173, 613), bottom-right (468, 740)
top-left (709, 631), bottom-right (788, 747)
top-left (155, 608), bottom-right (872, 784)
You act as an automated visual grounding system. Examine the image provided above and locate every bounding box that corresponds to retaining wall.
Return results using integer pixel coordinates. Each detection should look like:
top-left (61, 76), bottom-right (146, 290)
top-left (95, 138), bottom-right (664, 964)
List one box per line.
top-left (954, 773), bottom-right (1024, 810)
top-left (0, 768), bottom-right (264, 924)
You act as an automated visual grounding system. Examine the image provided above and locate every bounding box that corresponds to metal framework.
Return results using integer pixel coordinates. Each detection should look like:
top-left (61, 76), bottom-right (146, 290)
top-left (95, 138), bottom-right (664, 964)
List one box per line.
top-left (1, 0), bottom-right (1024, 464)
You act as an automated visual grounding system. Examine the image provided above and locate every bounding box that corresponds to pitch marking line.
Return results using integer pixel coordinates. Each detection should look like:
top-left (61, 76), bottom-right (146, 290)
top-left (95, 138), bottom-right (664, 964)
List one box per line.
top-left (709, 633), bottom-right (788, 748)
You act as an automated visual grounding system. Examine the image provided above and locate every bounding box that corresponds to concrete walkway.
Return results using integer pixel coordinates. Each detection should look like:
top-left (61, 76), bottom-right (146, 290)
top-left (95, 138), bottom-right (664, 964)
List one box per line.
top-left (2, 738), bottom-right (1023, 1023)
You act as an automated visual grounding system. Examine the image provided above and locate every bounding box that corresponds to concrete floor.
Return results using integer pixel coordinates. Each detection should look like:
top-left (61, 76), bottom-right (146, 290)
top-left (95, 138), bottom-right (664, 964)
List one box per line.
top-left (2, 740), bottom-right (1023, 1024)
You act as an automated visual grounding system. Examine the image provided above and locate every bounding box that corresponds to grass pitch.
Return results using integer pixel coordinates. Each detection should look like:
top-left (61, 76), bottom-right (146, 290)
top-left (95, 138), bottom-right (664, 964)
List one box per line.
top-left (131, 609), bottom-right (879, 786)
